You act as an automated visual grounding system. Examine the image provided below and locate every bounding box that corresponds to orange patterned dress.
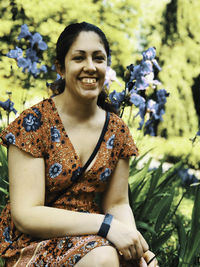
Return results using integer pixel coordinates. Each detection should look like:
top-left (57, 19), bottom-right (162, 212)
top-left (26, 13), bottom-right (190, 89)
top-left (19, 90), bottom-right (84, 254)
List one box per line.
top-left (0, 98), bottom-right (138, 266)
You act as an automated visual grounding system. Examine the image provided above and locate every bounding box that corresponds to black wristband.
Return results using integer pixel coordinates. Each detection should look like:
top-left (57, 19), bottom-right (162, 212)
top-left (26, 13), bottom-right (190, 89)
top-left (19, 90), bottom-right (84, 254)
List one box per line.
top-left (97, 213), bottom-right (113, 238)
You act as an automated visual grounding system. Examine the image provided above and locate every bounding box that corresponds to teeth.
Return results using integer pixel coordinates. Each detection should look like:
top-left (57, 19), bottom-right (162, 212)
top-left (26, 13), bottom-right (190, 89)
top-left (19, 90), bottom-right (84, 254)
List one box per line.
top-left (81, 78), bottom-right (96, 84)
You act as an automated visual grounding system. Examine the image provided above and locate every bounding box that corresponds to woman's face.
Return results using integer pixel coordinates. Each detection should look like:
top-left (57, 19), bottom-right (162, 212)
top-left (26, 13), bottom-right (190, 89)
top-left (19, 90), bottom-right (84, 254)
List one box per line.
top-left (61, 31), bottom-right (107, 102)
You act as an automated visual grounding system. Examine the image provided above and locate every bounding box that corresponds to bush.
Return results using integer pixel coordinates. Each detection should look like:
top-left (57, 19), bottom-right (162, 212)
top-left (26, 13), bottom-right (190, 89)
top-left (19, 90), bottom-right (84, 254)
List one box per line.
top-left (129, 155), bottom-right (200, 266)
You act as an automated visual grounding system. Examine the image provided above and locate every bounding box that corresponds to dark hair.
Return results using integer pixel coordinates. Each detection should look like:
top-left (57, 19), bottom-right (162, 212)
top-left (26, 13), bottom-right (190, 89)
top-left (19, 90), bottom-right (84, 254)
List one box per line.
top-left (50, 21), bottom-right (117, 113)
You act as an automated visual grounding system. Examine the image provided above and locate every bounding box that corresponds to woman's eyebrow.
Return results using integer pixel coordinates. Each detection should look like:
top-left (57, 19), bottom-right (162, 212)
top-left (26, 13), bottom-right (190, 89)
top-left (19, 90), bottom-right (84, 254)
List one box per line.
top-left (73, 50), bottom-right (106, 54)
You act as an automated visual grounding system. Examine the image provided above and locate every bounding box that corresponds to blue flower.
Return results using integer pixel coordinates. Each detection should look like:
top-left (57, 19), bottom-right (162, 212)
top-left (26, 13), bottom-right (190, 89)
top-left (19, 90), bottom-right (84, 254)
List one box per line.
top-left (130, 93), bottom-right (145, 107)
top-left (100, 168), bottom-right (111, 182)
top-left (139, 60), bottom-right (153, 76)
top-left (6, 46), bottom-right (23, 59)
top-left (142, 47), bottom-right (161, 71)
top-left (142, 47), bottom-right (156, 61)
top-left (134, 75), bottom-right (149, 91)
top-left (157, 89), bottom-right (169, 105)
top-left (109, 90), bottom-right (125, 109)
top-left (32, 107), bottom-right (41, 119)
top-left (22, 113), bottom-right (42, 132)
top-left (40, 65), bottom-right (47, 73)
top-left (30, 33), bottom-right (48, 51)
top-left (197, 130), bottom-right (200, 136)
top-left (49, 163), bottom-right (62, 178)
top-left (17, 57), bottom-right (32, 72)
top-left (178, 169), bottom-right (199, 186)
top-left (51, 126), bottom-right (61, 142)
top-left (106, 134), bottom-right (115, 149)
top-left (26, 48), bottom-right (39, 62)
top-left (0, 99), bottom-right (17, 114)
top-left (17, 24), bottom-right (31, 40)
top-left (5, 133), bottom-right (16, 144)
top-left (3, 227), bottom-right (12, 243)
top-left (29, 62), bottom-right (40, 76)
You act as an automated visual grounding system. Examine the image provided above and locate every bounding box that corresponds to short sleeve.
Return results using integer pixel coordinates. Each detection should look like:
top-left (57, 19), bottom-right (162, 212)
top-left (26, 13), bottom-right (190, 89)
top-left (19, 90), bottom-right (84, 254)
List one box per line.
top-left (119, 121), bottom-right (139, 159)
top-left (0, 106), bottom-right (44, 158)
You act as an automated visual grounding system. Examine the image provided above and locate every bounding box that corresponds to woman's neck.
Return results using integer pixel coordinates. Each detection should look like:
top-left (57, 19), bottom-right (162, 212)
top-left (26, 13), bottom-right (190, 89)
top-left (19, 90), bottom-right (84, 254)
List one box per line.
top-left (53, 89), bottom-right (102, 123)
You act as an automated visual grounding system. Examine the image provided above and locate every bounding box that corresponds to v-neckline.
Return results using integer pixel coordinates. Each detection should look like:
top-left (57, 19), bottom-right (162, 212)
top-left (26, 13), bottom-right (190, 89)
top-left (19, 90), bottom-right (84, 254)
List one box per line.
top-left (50, 97), bottom-right (109, 173)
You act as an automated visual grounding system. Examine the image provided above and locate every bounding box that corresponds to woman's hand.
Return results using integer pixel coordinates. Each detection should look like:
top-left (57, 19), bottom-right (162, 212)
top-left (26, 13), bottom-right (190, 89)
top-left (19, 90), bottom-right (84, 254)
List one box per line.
top-left (107, 218), bottom-right (149, 260)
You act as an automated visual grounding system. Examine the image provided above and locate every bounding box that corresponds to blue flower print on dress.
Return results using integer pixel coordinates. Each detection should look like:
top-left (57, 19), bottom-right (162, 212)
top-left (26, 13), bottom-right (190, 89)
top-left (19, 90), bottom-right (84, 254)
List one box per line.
top-left (3, 226), bottom-right (12, 243)
top-left (100, 168), bottom-right (111, 182)
top-left (106, 134), bottom-right (115, 149)
top-left (51, 126), bottom-right (61, 142)
top-left (5, 133), bottom-right (16, 144)
top-left (49, 163), bottom-right (62, 178)
top-left (32, 107), bottom-right (42, 119)
top-left (22, 113), bottom-right (42, 132)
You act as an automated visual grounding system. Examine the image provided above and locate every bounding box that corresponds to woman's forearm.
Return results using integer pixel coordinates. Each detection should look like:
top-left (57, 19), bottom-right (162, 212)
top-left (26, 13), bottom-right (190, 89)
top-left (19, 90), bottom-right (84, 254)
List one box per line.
top-left (104, 203), bottom-right (136, 229)
top-left (12, 206), bottom-right (104, 239)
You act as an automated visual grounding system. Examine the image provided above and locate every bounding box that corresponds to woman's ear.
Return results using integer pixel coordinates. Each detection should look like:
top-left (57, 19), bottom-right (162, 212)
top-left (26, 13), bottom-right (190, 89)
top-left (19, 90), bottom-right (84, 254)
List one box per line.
top-left (55, 60), bottom-right (64, 78)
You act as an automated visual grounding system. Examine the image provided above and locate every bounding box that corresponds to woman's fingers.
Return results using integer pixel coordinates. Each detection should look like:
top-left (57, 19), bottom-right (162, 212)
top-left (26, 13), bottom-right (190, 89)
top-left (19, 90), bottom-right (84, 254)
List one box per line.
top-left (120, 248), bottom-right (132, 261)
top-left (143, 250), bottom-right (158, 267)
top-left (138, 231), bottom-right (149, 252)
top-left (130, 241), bottom-right (144, 259)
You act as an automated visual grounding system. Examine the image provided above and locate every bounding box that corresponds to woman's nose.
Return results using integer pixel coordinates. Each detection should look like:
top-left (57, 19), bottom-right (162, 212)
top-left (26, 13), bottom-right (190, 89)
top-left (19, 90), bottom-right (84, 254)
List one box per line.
top-left (83, 58), bottom-right (96, 72)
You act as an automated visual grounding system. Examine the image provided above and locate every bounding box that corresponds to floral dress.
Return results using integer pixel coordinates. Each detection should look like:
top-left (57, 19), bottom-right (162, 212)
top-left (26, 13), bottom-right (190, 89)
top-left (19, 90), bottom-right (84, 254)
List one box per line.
top-left (0, 98), bottom-right (138, 266)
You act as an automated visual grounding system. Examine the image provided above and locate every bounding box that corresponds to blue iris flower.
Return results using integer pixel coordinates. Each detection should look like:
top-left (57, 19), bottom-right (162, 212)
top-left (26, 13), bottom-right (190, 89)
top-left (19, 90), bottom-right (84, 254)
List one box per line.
top-left (157, 89), bottom-right (169, 105)
top-left (0, 99), bottom-right (17, 114)
top-left (30, 32), bottom-right (48, 51)
top-left (109, 90), bottom-right (125, 109)
top-left (17, 24), bottom-right (31, 40)
top-left (40, 65), bottom-right (47, 73)
top-left (26, 48), bottom-right (39, 62)
top-left (139, 60), bottom-right (153, 76)
top-left (17, 57), bottom-right (31, 72)
top-left (6, 46), bottom-right (23, 59)
top-left (142, 47), bottom-right (161, 71)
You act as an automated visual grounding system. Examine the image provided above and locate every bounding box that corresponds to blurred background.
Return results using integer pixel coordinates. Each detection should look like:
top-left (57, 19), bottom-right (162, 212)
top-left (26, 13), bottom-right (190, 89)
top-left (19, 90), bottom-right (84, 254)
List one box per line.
top-left (0, 0), bottom-right (200, 169)
top-left (0, 0), bottom-right (200, 265)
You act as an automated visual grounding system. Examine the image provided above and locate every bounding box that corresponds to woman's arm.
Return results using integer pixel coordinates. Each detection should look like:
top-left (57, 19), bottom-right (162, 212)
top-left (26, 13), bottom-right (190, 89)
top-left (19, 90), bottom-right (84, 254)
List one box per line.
top-left (103, 158), bottom-right (136, 227)
top-left (8, 145), bottom-right (104, 239)
top-left (102, 158), bottom-right (150, 262)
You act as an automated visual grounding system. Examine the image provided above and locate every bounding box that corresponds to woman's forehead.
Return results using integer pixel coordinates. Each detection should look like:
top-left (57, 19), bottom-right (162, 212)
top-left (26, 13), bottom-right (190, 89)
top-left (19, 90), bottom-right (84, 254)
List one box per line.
top-left (69, 31), bottom-right (106, 54)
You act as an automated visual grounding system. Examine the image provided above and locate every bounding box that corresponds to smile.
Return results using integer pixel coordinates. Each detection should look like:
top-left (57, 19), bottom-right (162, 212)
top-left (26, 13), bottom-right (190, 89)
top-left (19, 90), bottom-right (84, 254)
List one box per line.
top-left (80, 78), bottom-right (97, 84)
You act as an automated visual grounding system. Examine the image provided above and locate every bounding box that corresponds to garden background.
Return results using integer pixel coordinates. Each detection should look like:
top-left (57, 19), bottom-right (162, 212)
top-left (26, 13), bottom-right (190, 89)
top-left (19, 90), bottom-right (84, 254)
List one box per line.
top-left (0, 0), bottom-right (200, 266)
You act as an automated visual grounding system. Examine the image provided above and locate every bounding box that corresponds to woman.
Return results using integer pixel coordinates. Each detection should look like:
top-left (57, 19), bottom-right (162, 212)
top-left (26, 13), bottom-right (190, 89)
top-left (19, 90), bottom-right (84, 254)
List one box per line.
top-left (0, 22), bottom-right (158, 266)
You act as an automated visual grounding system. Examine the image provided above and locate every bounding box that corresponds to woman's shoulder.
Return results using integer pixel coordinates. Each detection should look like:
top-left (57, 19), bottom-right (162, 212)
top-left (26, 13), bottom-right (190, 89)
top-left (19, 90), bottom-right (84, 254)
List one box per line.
top-left (109, 112), bottom-right (129, 128)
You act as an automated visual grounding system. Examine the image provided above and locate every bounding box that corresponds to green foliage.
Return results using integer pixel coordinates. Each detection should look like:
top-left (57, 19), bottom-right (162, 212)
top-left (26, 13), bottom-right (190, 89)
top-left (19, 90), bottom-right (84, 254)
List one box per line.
top-left (0, 146), bottom-right (8, 211)
top-left (129, 156), bottom-right (200, 266)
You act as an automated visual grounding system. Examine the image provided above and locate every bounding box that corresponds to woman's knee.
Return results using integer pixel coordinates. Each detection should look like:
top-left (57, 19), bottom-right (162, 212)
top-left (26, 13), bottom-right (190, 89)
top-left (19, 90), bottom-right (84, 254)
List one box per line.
top-left (75, 246), bottom-right (120, 267)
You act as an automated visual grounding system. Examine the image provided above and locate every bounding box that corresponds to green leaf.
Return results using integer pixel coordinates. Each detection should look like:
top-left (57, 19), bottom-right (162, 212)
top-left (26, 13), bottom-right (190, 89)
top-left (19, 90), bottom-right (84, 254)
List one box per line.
top-left (176, 215), bottom-right (187, 267)
top-left (182, 185), bottom-right (200, 265)
top-left (152, 229), bottom-right (173, 251)
top-left (154, 191), bottom-right (174, 233)
top-left (136, 221), bottom-right (156, 235)
top-left (0, 187), bottom-right (9, 195)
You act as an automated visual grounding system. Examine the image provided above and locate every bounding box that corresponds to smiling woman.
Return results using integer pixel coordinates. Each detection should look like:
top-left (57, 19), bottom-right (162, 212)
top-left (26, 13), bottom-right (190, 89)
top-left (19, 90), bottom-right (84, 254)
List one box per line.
top-left (0, 22), bottom-right (158, 267)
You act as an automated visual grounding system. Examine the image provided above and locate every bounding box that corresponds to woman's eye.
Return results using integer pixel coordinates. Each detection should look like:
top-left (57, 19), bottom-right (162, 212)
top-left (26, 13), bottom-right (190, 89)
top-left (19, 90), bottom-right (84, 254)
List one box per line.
top-left (94, 56), bottom-right (105, 62)
top-left (73, 56), bottom-right (84, 61)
